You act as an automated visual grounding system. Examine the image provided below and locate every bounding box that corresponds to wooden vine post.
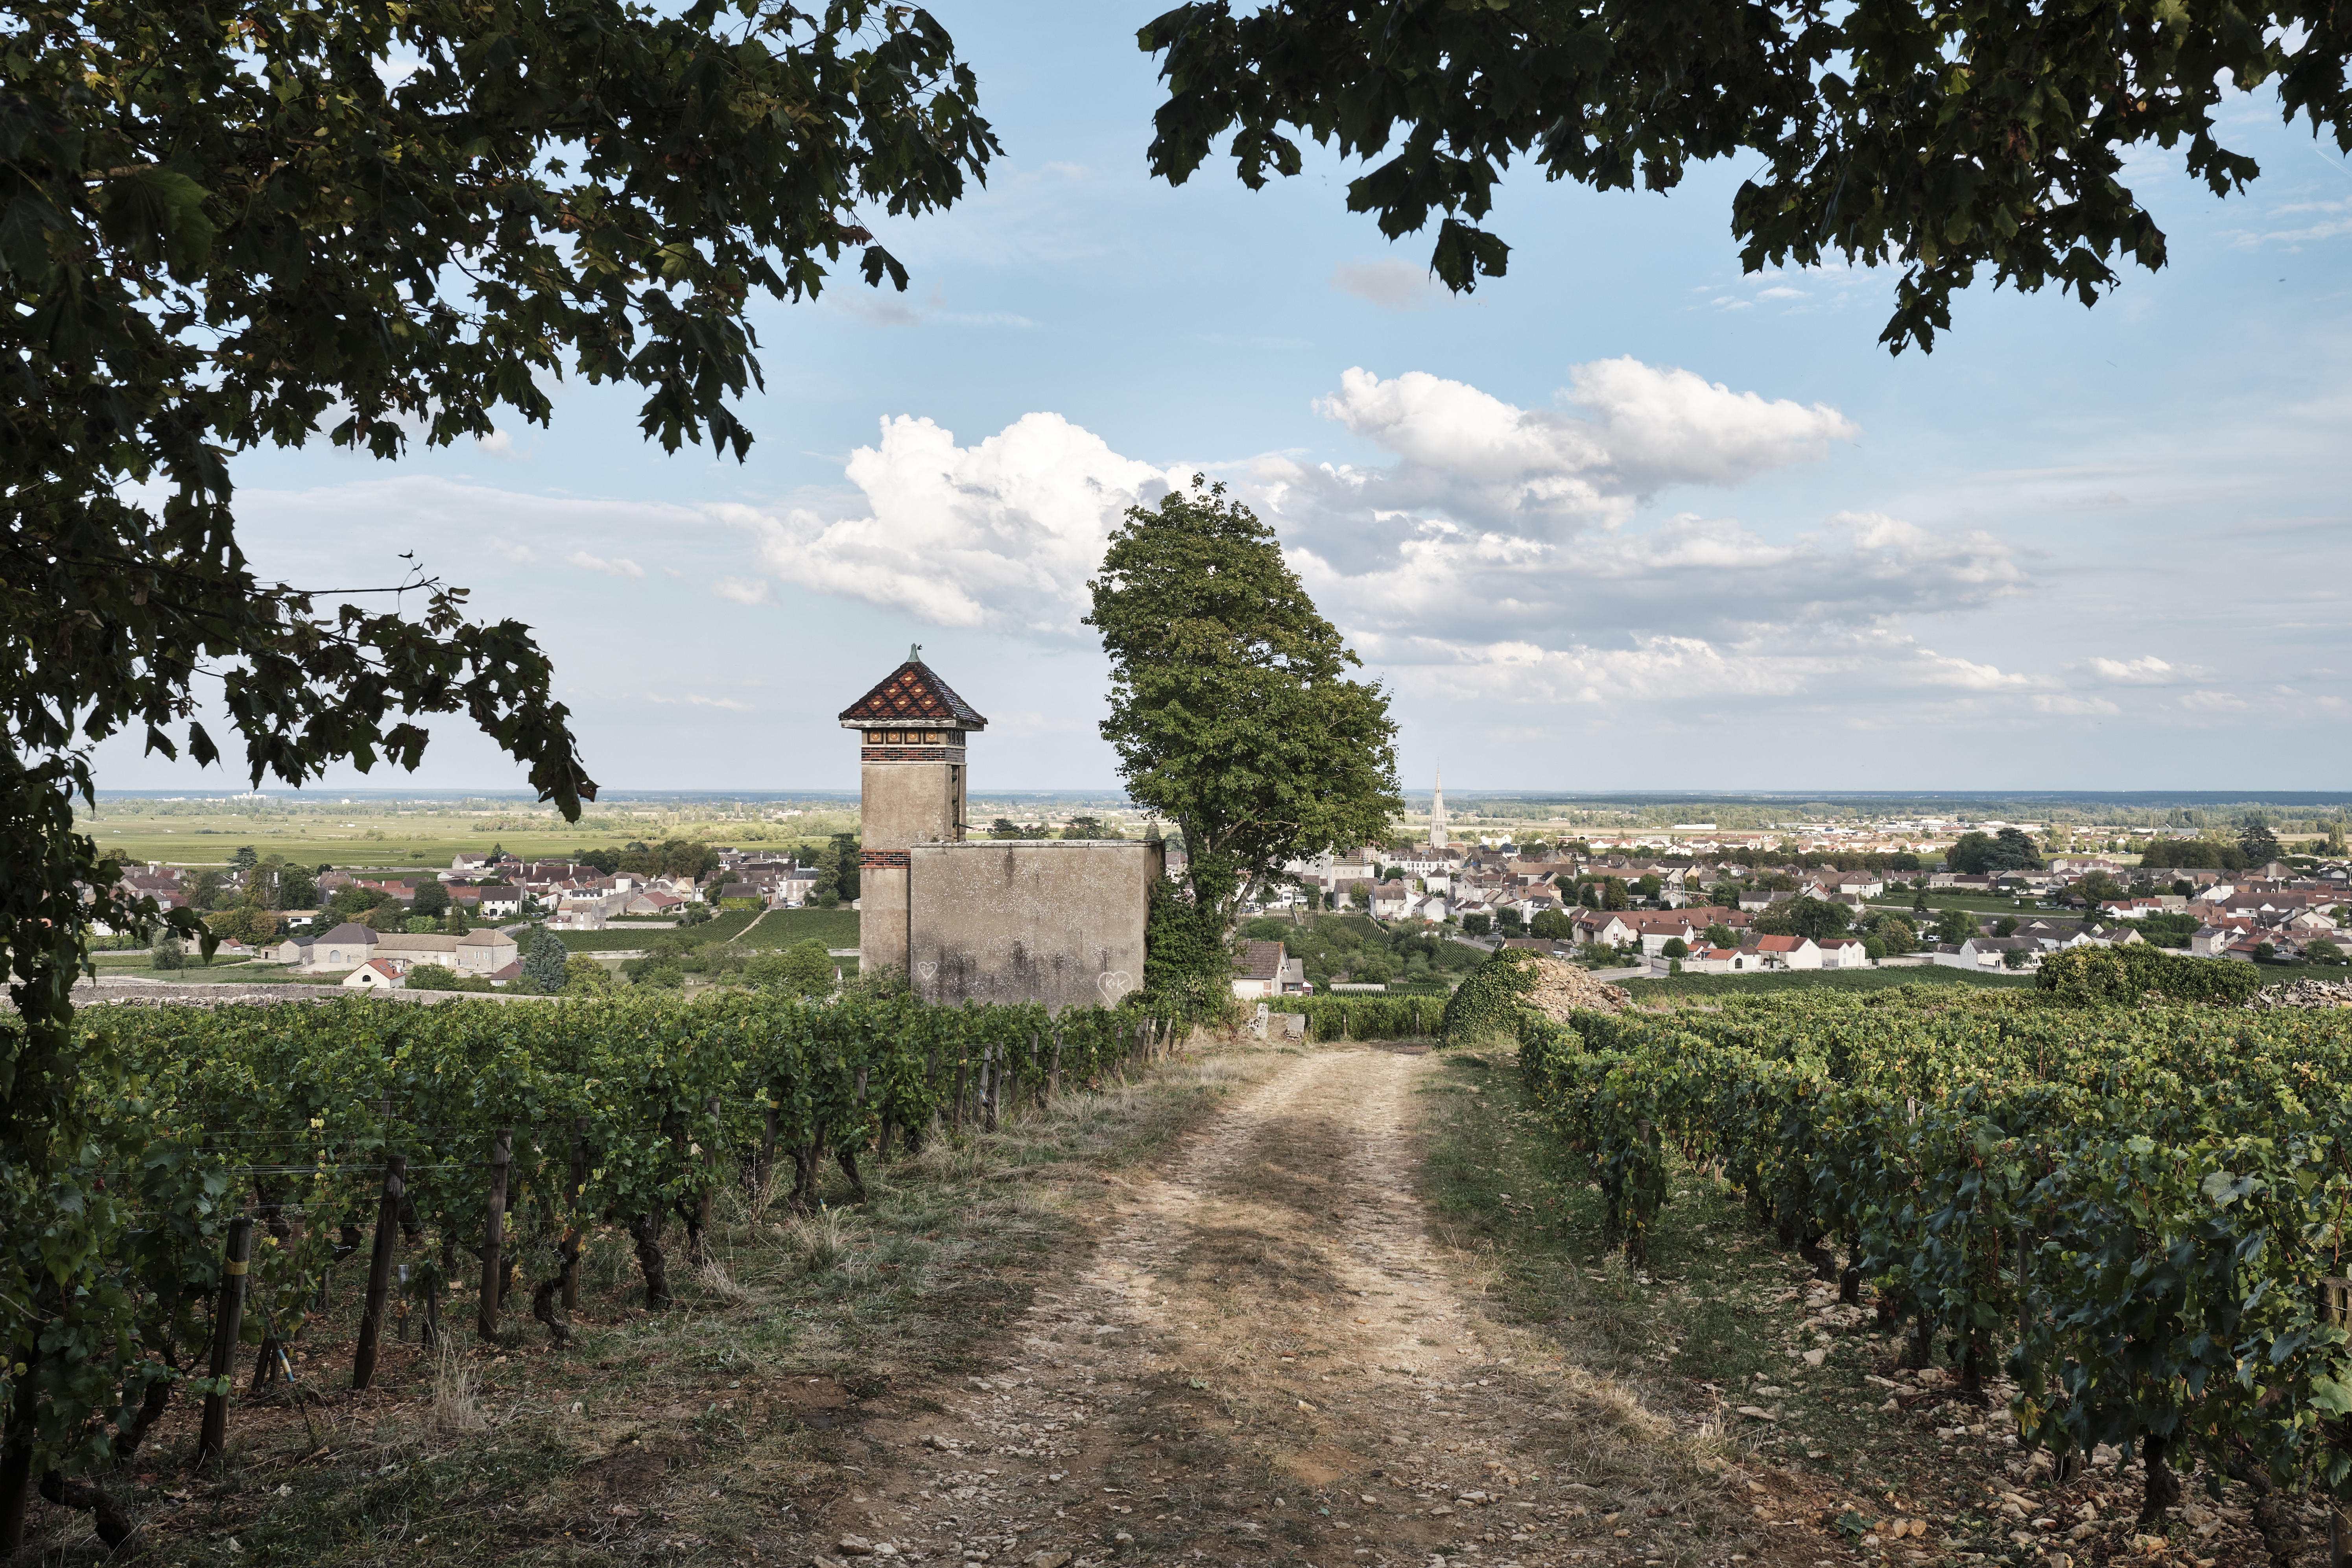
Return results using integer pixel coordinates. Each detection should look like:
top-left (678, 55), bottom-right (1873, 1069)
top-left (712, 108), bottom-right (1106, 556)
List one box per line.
top-left (478, 1128), bottom-right (513, 1339)
top-left (351, 1155), bottom-right (407, 1391)
top-left (1049, 1031), bottom-right (1063, 1102)
top-left (197, 1217), bottom-right (254, 1462)
top-left (2326, 1277), bottom-right (2352, 1568)
top-left (563, 1115), bottom-right (591, 1310)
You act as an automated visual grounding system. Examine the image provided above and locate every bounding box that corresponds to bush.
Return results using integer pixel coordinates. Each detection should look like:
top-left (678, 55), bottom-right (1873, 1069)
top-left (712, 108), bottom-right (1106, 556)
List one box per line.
top-left (151, 933), bottom-right (186, 971)
top-left (405, 963), bottom-right (459, 991)
top-left (564, 954), bottom-right (615, 995)
top-left (747, 939), bottom-right (834, 997)
top-left (1461, 913), bottom-right (1492, 938)
top-left (2037, 944), bottom-right (2265, 1006)
top-left (1440, 948), bottom-right (1542, 1047)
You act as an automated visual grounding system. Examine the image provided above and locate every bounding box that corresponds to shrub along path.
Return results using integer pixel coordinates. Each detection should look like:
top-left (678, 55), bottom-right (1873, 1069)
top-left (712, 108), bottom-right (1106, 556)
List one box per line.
top-left (790, 1045), bottom-right (1775, 1568)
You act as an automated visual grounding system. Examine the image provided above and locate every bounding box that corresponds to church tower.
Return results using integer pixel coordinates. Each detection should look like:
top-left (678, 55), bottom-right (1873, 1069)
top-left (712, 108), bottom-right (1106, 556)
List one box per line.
top-left (839, 647), bottom-right (988, 977)
top-left (1429, 765), bottom-right (1449, 849)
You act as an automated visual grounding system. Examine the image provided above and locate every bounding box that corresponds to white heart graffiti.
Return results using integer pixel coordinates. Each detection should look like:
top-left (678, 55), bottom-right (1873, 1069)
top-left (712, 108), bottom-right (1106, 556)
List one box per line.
top-left (1096, 970), bottom-right (1134, 1002)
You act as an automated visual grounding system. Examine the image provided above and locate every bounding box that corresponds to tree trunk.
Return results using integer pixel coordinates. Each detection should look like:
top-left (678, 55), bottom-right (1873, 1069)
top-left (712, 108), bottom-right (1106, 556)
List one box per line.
top-left (629, 1212), bottom-right (670, 1310)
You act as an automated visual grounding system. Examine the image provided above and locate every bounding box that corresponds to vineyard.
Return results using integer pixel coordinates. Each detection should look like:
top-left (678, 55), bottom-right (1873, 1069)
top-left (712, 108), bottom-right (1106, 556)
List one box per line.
top-left (1516, 981), bottom-right (2352, 1554)
top-left (0, 991), bottom-right (1182, 1546)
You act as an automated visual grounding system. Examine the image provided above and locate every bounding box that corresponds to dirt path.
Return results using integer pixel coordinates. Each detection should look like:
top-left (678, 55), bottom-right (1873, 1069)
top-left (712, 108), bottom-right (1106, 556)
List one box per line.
top-left (803, 1044), bottom-right (1721, 1568)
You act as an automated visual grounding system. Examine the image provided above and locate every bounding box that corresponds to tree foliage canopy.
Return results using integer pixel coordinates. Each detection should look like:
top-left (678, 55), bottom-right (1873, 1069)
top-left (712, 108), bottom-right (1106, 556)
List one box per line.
top-left (1087, 480), bottom-right (1401, 924)
top-left (1, 0), bottom-right (991, 1538)
top-left (1947, 826), bottom-right (2046, 874)
top-left (1137, 0), bottom-right (2352, 351)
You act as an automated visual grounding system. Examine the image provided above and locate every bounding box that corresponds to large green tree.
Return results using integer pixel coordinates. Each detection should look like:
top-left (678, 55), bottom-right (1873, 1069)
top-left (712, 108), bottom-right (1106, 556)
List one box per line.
top-left (1137, 0), bottom-right (2351, 352)
top-left (1087, 480), bottom-right (1401, 929)
top-left (1, 0), bottom-right (991, 1545)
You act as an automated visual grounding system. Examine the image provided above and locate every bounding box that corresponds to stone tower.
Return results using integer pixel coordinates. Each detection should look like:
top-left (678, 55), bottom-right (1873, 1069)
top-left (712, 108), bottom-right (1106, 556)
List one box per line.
top-left (1429, 764), bottom-right (1448, 849)
top-left (839, 647), bottom-right (988, 977)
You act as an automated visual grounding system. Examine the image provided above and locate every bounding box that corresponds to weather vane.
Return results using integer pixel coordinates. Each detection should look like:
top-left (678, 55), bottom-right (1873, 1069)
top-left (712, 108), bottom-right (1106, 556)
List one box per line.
top-left (909, 642), bottom-right (923, 663)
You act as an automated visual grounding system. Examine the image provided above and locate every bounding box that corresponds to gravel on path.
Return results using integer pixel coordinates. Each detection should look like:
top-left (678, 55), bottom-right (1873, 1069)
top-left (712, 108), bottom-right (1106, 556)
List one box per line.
top-left (799, 1045), bottom-right (1730, 1568)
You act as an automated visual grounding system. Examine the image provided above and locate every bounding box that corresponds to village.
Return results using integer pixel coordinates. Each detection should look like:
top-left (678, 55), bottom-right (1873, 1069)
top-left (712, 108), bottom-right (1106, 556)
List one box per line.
top-left (96, 797), bottom-right (2352, 995)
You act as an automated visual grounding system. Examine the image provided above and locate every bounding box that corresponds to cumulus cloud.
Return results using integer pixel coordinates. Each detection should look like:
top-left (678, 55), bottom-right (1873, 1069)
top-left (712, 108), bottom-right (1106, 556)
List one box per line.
top-left (1270, 362), bottom-right (1858, 568)
top-left (713, 361), bottom-right (2040, 717)
top-left (568, 550), bottom-right (645, 578)
top-left (727, 412), bottom-right (1188, 633)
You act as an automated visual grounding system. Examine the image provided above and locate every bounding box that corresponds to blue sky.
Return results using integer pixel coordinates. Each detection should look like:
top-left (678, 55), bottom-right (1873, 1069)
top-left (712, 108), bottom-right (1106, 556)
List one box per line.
top-left (98, 2), bottom-right (2352, 797)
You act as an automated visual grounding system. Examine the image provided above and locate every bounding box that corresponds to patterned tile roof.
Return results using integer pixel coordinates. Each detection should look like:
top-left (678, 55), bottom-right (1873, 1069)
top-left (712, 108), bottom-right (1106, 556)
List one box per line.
top-left (839, 657), bottom-right (988, 729)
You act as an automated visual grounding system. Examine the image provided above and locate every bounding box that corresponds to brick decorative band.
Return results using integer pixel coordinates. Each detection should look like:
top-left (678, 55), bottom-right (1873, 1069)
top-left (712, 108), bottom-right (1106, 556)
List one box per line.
top-left (858, 850), bottom-right (911, 870)
top-left (860, 746), bottom-right (962, 761)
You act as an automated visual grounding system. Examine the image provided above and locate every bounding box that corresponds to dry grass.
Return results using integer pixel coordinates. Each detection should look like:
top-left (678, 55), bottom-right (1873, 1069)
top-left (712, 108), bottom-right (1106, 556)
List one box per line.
top-left (426, 1337), bottom-right (486, 1437)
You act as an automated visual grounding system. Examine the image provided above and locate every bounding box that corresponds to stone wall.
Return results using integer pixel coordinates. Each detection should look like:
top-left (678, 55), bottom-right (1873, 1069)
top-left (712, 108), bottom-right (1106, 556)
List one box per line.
top-left (906, 840), bottom-right (1162, 1011)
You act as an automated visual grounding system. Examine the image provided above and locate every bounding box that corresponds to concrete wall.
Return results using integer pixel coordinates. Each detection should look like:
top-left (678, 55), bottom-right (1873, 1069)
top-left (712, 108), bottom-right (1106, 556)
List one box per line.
top-left (906, 840), bottom-right (1161, 1011)
top-left (860, 864), bottom-right (910, 976)
top-left (860, 760), bottom-right (959, 851)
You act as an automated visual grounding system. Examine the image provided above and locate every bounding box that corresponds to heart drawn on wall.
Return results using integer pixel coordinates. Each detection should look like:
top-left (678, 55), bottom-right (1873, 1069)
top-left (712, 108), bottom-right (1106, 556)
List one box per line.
top-left (1096, 970), bottom-right (1134, 1002)
top-left (917, 961), bottom-right (939, 983)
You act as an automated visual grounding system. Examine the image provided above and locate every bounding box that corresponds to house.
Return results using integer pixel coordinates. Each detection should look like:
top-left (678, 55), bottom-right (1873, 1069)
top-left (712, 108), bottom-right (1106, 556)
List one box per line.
top-left (1232, 941), bottom-right (1308, 999)
top-left (1368, 880), bottom-right (1419, 920)
top-left (1738, 888), bottom-right (1794, 913)
top-left (304, 922), bottom-right (379, 970)
top-left (267, 937), bottom-right (314, 967)
top-left (476, 885), bottom-right (525, 918)
top-left (486, 960), bottom-right (524, 987)
top-left (623, 891), bottom-right (685, 917)
top-left (1679, 944), bottom-right (1774, 974)
top-left (1816, 937), bottom-right (1872, 969)
top-left (451, 852), bottom-right (490, 873)
top-left (1944, 935), bottom-right (2042, 971)
top-left (1620, 914), bottom-right (1701, 956)
top-left (454, 928), bottom-right (522, 974)
top-left (1751, 934), bottom-right (1822, 970)
top-left (2191, 921), bottom-right (2252, 957)
top-left (343, 959), bottom-right (406, 991)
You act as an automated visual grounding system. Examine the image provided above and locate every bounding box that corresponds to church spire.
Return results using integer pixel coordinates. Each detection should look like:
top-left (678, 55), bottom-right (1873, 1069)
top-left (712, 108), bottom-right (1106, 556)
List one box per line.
top-left (1429, 764), bottom-right (1448, 849)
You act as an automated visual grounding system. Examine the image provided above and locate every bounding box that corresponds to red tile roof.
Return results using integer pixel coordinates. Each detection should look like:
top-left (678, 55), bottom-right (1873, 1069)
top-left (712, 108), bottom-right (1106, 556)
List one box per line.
top-left (839, 659), bottom-right (988, 729)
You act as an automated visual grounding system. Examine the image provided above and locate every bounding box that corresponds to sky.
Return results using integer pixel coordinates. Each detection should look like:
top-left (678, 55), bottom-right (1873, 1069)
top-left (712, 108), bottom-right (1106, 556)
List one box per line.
top-left (95, 2), bottom-right (2352, 798)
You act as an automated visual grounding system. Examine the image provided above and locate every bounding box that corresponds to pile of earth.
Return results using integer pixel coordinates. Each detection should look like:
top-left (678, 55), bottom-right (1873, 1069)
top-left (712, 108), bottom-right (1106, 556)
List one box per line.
top-left (2246, 977), bottom-right (2352, 1011)
top-left (1525, 958), bottom-right (1631, 1020)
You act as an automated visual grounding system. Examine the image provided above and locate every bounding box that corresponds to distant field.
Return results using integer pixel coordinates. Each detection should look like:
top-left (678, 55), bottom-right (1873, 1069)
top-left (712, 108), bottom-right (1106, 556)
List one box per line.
top-left (75, 801), bottom-right (856, 869)
top-left (555, 907), bottom-right (858, 953)
top-left (1625, 967), bottom-right (2038, 1000)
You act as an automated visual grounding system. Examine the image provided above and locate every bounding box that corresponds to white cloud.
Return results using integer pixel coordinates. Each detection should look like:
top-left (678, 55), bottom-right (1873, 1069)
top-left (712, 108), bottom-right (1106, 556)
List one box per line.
top-left (727, 412), bottom-right (1189, 633)
top-left (647, 694), bottom-right (753, 712)
top-left (710, 576), bottom-right (776, 606)
top-left (474, 428), bottom-right (518, 459)
top-left (568, 550), bottom-right (645, 578)
top-left (1331, 260), bottom-right (1441, 310)
top-left (717, 363), bottom-right (2044, 721)
top-left (1285, 362), bottom-right (1858, 555)
top-left (2032, 694), bottom-right (2122, 716)
top-left (2085, 655), bottom-right (2194, 684)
